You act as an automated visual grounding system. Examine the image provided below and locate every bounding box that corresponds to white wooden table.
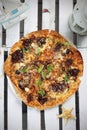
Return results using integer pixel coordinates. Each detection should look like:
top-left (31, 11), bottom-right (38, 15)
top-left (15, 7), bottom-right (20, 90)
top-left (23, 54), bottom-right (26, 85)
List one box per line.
top-left (0, 0), bottom-right (87, 130)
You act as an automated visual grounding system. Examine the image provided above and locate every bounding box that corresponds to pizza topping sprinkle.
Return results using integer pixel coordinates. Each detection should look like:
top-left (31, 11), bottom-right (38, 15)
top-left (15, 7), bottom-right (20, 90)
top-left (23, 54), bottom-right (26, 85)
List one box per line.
top-left (68, 68), bottom-right (79, 77)
top-left (64, 74), bottom-right (70, 82)
top-left (38, 94), bottom-right (48, 105)
top-left (66, 49), bottom-right (73, 54)
top-left (27, 94), bottom-right (33, 102)
top-left (38, 89), bottom-right (46, 96)
top-left (22, 39), bottom-right (32, 49)
top-left (11, 50), bottom-right (23, 63)
top-left (51, 81), bottom-right (66, 92)
top-left (54, 43), bottom-right (63, 51)
top-left (65, 59), bottom-right (73, 66)
top-left (37, 37), bottom-right (46, 47)
top-left (15, 70), bottom-right (20, 75)
top-left (37, 79), bottom-right (43, 87)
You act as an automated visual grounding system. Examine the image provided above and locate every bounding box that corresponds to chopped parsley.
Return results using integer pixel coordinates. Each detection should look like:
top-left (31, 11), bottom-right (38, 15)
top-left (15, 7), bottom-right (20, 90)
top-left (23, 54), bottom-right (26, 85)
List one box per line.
top-left (21, 66), bottom-right (29, 73)
top-left (41, 71), bottom-right (46, 79)
top-left (47, 64), bottom-right (53, 73)
top-left (64, 74), bottom-right (70, 82)
top-left (21, 47), bottom-right (30, 53)
top-left (36, 47), bottom-right (41, 56)
top-left (27, 47), bottom-right (31, 53)
top-left (37, 79), bottom-right (42, 87)
top-left (21, 47), bottom-right (26, 53)
top-left (64, 42), bottom-right (70, 46)
top-left (37, 65), bottom-right (44, 73)
top-left (38, 89), bottom-right (45, 96)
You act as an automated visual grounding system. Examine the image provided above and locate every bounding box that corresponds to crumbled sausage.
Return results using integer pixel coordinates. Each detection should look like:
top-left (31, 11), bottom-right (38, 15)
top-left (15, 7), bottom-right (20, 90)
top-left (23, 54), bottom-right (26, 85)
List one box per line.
top-left (37, 37), bottom-right (46, 47)
top-left (11, 50), bottom-right (23, 63)
top-left (38, 94), bottom-right (48, 105)
top-left (27, 94), bottom-right (33, 102)
top-left (54, 43), bottom-right (62, 51)
top-left (65, 59), bottom-right (73, 66)
top-left (51, 81), bottom-right (66, 92)
top-left (22, 39), bottom-right (32, 49)
top-left (68, 68), bottom-right (79, 77)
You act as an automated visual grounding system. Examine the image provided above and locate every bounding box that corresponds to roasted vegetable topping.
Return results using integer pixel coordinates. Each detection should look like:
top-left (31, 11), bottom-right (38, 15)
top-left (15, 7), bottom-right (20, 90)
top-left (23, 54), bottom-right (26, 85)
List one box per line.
top-left (27, 94), bottom-right (33, 102)
top-left (37, 37), bottom-right (46, 47)
top-left (68, 68), bottom-right (79, 77)
top-left (47, 64), bottom-right (53, 73)
top-left (38, 89), bottom-right (46, 96)
top-left (65, 59), bottom-right (73, 66)
top-left (38, 94), bottom-right (48, 105)
top-left (22, 39), bottom-right (32, 49)
top-left (54, 43), bottom-right (62, 51)
top-left (11, 50), bottom-right (23, 63)
top-left (51, 81), bottom-right (66, 92)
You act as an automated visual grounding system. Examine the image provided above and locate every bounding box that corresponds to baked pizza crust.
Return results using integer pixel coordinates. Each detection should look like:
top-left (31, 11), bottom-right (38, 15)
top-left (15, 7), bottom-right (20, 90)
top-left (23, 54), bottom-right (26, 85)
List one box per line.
top-left (4, 29), bottom-right (83, 110)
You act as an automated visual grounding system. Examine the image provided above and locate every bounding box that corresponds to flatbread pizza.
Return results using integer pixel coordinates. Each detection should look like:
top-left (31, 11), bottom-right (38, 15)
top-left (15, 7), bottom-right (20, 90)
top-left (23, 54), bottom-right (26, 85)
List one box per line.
top-left (4, 29), bottom-right (83, 110)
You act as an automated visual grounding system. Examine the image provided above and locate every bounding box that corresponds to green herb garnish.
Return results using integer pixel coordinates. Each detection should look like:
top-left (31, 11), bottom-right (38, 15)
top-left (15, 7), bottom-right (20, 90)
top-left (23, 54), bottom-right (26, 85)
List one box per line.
top-left (64, 42), bottom-right (70, 46)
top-left (37, 79), bottom-right (42, 87)
top-left (36, 47), bottom-right (41, 56)
top-left (47, 64), bottom-right (53, 73)
top-left (21, 67), bottom-right (28, 73)
top-left (38, 89), bottom-right (45, 96)
top-left (27, 47), bottom-right (31, 53)
top-left (41, 71), bottom-right (46, 79)
top-left (21, 47), bottom-right (30, 53)
top-left (64, 74), bottom-right (70, 82)
top-left (37, 65), bottom-right (44, 73)
top-left (22, 47), bottom-right (26, 53)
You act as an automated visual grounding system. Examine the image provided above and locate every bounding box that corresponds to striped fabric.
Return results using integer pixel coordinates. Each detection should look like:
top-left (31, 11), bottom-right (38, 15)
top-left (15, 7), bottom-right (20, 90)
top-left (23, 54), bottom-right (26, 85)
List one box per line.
top-left (0, 0), bottom-right (87, 130)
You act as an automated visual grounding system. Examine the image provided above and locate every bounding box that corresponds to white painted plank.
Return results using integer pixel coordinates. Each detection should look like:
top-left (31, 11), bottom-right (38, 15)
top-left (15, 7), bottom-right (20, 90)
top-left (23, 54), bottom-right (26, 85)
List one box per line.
top-left (0, 26), bottom-right (2, 46)
top-left (59, 0), bottom-right (76, 130)
top-left (42, 1), bottom-right (59, 130)
top-left (0, 48), bottom-right (4, 130)
top-left (6, 25), bottom-right (22, 130)
top-left (45, 107), bottom-right (59, 130)
top-left (77, 35), bottom-right (87, 48)
top-left (59, 0), bottom-right (73, 43)
top-left (42, 0), bottom-right (55, 30)
top-left (24, 0), bottom-right (38, 35)
top-left (6, 24), bottom-right (20, 47)
top-left (27, 108), bottom-right (41, 130)
top-left (79, 48), bottom-right (87, 130)
top-left (24, 1), bottom-right (41, 130)
top-left (8, 82), bottom-right (22, 130)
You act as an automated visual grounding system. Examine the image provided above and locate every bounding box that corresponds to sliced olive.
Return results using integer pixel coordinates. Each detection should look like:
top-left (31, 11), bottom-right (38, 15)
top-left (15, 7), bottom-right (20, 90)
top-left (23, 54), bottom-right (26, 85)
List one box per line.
top-left (15, 70), bottom-right (20, 75)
